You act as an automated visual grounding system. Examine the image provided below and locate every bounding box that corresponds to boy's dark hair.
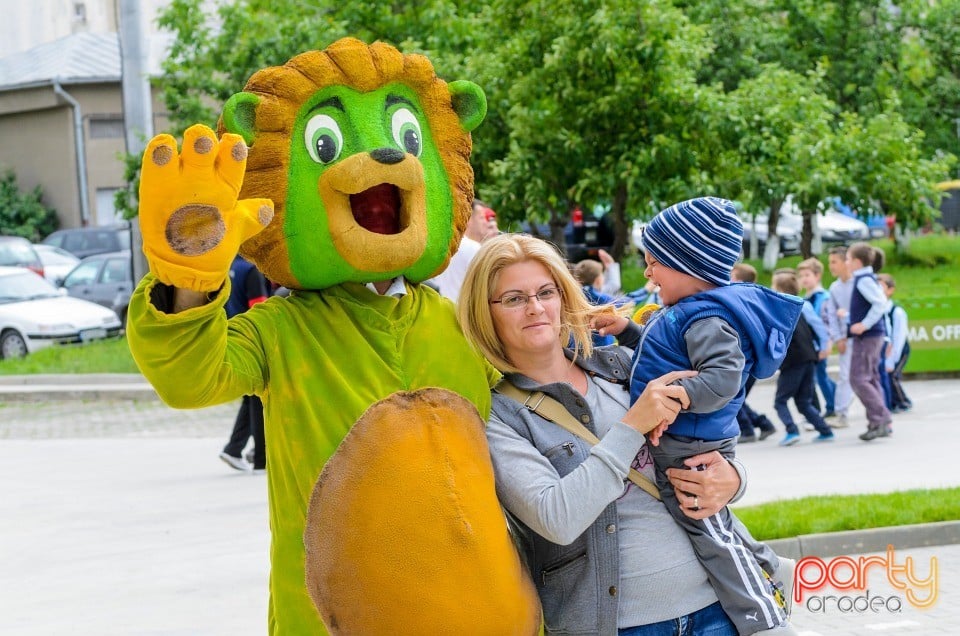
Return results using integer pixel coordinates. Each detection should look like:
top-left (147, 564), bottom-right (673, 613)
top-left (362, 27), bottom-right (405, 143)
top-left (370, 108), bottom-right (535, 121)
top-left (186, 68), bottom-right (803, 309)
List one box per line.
top-left (731, 263), bottom-right (757, 283)
top-left (772, 270), bottom-right (799, 296)
top-left (828, 245), bottom-right (848, 258)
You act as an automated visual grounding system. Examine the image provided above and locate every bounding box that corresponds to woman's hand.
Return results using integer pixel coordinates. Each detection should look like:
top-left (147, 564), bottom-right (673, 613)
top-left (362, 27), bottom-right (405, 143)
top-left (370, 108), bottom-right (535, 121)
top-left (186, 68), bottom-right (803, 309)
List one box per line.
top-left (666, 451), bottom-right (740, 520)
top-left (620, 370), bottom-right (696, 436)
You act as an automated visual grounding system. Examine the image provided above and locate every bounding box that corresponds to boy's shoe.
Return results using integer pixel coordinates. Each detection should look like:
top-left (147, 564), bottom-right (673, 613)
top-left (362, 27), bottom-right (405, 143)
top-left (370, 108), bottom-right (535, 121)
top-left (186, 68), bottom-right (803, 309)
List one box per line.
top-left (859, 427), bottom-right (883, 441)
top-left (802, 421), bottom-right (816, 432)
top-left (739, 434), bottom-right (758, 444)
top-left (779, 433), bottom-right (801, 447)
top-left (832, 413), bottom-right (849, 428)
top-left (813, 432), bottom-right (835, 443)
top-left (823, 410), bottom-right (836, 419)
top-left (758, 428), bottom-right (777, 441)
top-left (219, 451), bottom-right (252, 471)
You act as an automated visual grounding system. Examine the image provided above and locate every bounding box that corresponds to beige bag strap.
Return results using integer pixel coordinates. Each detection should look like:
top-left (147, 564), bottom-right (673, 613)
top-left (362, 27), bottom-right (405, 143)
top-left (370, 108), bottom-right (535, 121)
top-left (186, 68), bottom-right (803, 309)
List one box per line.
top-left (495, 380), bottom-right (662, 501)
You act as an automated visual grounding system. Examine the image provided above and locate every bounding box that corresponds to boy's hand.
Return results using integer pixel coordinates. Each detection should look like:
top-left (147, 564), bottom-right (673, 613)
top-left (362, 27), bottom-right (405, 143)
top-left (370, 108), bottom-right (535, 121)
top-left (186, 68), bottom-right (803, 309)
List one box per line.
top-left (597, 249), bottom-right (614, 269)
top-left (592, 313), bottom-right (629, 337)
top-left (849, 322), bottom-right (866, 335)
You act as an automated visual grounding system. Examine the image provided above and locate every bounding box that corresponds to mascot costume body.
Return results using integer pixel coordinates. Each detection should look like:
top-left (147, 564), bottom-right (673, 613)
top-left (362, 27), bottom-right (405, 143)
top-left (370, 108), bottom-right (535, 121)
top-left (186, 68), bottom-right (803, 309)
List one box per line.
top-left (128, 38), bottom-right (540, 634)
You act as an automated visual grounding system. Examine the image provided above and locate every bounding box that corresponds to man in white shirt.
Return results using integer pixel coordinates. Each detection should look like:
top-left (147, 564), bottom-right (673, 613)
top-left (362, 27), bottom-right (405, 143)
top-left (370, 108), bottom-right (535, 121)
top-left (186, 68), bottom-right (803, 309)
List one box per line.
top-left (431, 199), bottom-right (499, 301)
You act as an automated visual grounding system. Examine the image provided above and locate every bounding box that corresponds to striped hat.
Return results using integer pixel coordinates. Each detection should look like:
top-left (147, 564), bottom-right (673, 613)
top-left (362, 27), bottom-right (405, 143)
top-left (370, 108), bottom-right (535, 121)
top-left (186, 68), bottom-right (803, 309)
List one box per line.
top-left (642, 197), bottom-right (743, 287)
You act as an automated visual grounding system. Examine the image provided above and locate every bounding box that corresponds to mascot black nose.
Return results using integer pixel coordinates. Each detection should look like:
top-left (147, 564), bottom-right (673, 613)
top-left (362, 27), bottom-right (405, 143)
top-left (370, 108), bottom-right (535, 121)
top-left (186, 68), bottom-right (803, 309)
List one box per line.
top-left (370, 148), bottom-right (406, 164)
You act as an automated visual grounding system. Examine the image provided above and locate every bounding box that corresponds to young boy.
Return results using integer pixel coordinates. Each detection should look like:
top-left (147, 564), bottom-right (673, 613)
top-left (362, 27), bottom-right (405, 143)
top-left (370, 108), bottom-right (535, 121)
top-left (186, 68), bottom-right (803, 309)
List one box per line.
top-left (770, 269), bottom-right (835, 446)
top-left (825, 246), bottom-right (854, 427)
top-left (845, 242), bottom-right (893, 441)
top-left (878, 273), bottom-right (913, 412)
top-left (601, 197), bottom-right (802, 636)
top-left (796, 258), bottom-right (836, 419)
top-left (731, 263), bottom-right (778, 443)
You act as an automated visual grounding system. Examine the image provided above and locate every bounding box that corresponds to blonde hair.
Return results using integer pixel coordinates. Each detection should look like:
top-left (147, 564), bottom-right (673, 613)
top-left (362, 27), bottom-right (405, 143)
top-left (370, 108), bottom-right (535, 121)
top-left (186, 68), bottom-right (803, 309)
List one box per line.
top-left (731, 263), bottom-right (757, 283)
top-left (457, 234), bottom-right (598, 373)
top-left (796, 257), bottom-right (823, 276)
top-left (573, 259), bottom-right (603, 287)
top-left (771, 269), bottom-right (799, 296)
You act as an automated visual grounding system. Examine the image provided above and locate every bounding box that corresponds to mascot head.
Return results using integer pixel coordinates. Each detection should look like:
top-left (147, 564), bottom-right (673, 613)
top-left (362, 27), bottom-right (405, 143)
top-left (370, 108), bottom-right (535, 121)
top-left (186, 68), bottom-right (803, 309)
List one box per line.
top-left (217, 38), bottom-right (486, 290)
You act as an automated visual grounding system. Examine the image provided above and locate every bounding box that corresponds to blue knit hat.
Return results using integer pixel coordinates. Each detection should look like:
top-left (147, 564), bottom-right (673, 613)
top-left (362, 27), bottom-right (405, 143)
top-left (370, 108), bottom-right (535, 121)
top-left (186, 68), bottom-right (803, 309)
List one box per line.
top-left (642, 197), bottom-right (743, 287)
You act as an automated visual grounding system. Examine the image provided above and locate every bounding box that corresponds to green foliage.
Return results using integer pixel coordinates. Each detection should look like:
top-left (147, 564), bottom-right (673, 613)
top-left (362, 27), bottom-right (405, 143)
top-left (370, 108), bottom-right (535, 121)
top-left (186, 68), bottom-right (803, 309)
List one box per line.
top-left (0, 170), bottom-right (58, 241)
top-left (732, 487), bottom-right (960, 541)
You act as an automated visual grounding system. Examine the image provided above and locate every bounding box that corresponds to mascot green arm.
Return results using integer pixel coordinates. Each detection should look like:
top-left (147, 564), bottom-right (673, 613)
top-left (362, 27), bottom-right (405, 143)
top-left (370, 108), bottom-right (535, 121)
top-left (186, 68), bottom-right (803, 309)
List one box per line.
top-left (127, 38), bottom-right (538, 636)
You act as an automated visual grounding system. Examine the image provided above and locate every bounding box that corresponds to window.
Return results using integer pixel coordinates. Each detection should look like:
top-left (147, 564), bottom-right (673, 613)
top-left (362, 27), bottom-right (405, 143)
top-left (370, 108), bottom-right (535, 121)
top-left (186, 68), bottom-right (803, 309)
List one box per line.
top-left (63, 260), bottom-right (100, 288)
top-left (101, 258), bottom-right (129, 284)
top-left (89, 115), bottom-right (124, 139)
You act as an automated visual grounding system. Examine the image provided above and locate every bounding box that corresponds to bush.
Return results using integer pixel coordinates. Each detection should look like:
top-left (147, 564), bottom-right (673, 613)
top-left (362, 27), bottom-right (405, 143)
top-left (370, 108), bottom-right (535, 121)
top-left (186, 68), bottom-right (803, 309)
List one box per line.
top-left (0, 169), bottom-right (59, 241)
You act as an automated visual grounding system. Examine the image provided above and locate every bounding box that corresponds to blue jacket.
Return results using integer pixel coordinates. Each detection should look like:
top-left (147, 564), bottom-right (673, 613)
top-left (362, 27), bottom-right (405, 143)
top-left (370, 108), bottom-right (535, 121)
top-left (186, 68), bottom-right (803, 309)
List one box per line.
top-left (630, 284), bottom-right (803, 440)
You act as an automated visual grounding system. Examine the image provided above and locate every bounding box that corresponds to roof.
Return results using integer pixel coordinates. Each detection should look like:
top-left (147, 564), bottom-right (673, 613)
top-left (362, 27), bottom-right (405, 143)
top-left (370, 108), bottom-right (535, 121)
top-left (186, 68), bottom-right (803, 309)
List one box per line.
top-left (0, 31), bottom-right (170, 92)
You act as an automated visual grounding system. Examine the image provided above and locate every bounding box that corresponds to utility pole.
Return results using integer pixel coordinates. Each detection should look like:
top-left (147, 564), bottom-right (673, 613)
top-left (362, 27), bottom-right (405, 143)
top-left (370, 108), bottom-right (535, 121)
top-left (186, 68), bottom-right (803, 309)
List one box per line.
top-left (118, 0), bottom-right (152, 285)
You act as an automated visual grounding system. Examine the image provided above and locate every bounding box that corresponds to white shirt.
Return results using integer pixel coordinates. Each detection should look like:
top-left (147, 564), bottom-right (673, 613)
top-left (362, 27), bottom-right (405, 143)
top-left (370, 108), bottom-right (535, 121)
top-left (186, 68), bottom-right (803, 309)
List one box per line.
top-left (429, 236), bottom-right (481, 302)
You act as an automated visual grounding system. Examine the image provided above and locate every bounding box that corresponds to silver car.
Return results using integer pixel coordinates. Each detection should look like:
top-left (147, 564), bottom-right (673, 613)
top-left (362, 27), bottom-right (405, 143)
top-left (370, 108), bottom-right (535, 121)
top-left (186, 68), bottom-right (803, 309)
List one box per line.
top-left (61, 250), bottom-right (133, 325)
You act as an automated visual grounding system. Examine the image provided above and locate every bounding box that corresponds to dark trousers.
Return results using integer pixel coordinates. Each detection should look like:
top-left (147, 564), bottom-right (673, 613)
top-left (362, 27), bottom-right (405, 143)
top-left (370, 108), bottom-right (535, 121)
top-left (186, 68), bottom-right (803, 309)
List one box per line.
top-left (737, 377), bottom-right (775, 437)
top-left (880, 344), bottom-right (913, 411)
top-left (774, 362), bottom-right (833, 436)
top-left (222, 395), bottom-right (266, 468)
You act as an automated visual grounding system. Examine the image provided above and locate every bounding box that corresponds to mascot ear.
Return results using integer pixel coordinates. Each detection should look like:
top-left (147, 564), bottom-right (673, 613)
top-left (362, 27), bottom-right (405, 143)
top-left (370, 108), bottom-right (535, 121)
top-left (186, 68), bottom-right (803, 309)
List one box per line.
top-left (222, 92), bottom-right (261, 146)
top-left (448, 81), bottom-right (487, 133)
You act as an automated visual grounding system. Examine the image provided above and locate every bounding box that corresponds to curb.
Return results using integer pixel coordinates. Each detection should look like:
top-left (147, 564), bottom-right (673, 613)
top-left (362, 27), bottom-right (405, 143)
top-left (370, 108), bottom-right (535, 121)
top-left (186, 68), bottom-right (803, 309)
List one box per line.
top-left (766, 520), bottom-right (960, 558)
top-left (0, 374), bottom-right (158, 401)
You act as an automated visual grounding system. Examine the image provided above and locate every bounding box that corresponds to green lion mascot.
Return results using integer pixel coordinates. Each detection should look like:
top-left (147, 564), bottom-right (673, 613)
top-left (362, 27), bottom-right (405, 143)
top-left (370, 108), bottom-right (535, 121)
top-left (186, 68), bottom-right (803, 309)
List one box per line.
top-left (128, 38), bottom-right (540, 635)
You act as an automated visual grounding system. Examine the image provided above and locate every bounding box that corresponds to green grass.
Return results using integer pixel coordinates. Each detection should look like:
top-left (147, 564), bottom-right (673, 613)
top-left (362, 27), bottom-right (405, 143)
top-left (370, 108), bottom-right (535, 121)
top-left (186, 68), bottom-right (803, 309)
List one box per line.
top-left (0, 336), bottom-right (139, 375)
top-left (621, 233), bottom-right (960, 300)
top-left (732, 487), bottom-right (960, 541)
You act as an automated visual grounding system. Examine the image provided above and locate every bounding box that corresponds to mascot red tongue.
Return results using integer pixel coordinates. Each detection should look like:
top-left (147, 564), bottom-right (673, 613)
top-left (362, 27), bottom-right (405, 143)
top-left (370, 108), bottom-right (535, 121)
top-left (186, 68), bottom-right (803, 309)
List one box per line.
top-left (127, 37), bottom-right (541, 635)
top-left (351, 183), bottom-right (401, 235)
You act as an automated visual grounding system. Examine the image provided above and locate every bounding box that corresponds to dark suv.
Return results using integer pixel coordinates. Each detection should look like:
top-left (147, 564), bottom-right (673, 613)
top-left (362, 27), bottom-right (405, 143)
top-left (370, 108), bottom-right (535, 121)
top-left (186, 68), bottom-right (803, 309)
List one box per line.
top-left (0, 236), bottom-right (44, 277)
top-left (42, 223), bottom-right (131, 259)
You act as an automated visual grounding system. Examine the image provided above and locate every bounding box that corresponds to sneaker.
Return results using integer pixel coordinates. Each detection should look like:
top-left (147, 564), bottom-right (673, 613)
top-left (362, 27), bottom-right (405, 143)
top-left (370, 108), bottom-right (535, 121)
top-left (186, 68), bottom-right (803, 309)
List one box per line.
top-left (774, 557), bottom-right (796, 617)
top-left (813, 432), bottom-right (835, 443)
top-left (802, 421), bottom-right (816, 432)
top-left (779, 433), bottom-right (801, 447)
top-left (739, 434), bottom-right (758, 444)
top-left (758, 428), bottom-right (777, 441)
top-left (859, 427), bottom-right (882, 442)
top-left (880, 425), bottom-right (893, 437)
top-left (219, 451), bottom-right (252, 471)
top-left (823, 411), bottom-right (836, 419)
top-left (833, 413), bottom-right (849, 428)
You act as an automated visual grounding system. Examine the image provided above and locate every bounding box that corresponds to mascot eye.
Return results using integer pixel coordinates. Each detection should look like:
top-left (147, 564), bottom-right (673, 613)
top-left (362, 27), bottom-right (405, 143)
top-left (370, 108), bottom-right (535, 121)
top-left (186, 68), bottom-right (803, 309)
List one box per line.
top-left (304, 114), bottom-right (343, 165)
top-left (390, 108), bottom-right (422, 157)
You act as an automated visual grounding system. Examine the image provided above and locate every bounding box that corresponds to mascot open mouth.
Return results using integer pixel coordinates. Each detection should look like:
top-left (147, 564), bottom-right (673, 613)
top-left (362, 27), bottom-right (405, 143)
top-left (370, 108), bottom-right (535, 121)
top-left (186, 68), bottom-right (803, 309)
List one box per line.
top-left (350, 183), bottom-right (402, 235)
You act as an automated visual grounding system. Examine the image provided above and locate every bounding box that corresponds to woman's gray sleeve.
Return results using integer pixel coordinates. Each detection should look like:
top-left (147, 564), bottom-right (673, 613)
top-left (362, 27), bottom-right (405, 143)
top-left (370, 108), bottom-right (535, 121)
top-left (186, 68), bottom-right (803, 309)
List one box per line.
top-left (485, 413), bottom-right (644, 546)
top-left (728, 457), bottom-right (748, 504)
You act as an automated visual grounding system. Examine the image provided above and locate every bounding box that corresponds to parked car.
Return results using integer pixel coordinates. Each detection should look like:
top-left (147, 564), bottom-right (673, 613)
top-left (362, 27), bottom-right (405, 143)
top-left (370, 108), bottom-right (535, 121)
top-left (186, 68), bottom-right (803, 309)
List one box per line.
top-left (60, 250), bottom-right (133, 325)
top-left (41, 223), bottom-right (132, 259)
top-left (780, 198), bottom-right (871, 245)
top-left (738, 215), bottom-right (802, 257)
top-left (0, 236), bottom-right (44, 278)
top-left (0, 266), bottom-right (122, 359)
top-left (563, 207), bottom-right (614, 262)
top-left (32, 244), bottom-right (80, 285)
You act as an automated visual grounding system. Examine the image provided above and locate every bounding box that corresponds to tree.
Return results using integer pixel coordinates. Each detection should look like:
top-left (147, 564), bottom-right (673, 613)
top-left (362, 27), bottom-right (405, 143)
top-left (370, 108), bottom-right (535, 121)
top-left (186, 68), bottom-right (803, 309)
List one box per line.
top-left (468, 0), bottom-right (717, 259)
top-left (0, 170), bottom-right (58, 241)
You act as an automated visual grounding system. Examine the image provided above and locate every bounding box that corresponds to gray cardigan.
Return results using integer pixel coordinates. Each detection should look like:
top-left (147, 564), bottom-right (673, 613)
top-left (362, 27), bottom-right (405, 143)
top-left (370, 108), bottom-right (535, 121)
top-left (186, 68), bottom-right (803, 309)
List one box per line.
top-left (487, 332), bottom-right (747, 634)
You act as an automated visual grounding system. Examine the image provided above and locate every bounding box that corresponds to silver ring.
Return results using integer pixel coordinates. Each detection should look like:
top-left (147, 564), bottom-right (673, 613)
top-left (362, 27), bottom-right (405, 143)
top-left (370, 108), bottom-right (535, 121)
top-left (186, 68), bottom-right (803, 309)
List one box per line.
top-left (693, 496), bottom-right (699, 509)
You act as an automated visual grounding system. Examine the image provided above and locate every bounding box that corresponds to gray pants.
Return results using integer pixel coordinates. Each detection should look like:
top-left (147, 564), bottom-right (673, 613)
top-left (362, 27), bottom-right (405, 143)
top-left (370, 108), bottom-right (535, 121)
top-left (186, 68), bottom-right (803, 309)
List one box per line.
top-left (850, 335), bottom-right (893, 429)
top-left (650, 434), bottom-right (787, 635)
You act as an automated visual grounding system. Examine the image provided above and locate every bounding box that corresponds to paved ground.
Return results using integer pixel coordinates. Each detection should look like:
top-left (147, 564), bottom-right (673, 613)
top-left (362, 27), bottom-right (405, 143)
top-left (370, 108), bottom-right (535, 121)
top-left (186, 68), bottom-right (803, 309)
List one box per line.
top-left (1, 376), bottom-right (958, 635)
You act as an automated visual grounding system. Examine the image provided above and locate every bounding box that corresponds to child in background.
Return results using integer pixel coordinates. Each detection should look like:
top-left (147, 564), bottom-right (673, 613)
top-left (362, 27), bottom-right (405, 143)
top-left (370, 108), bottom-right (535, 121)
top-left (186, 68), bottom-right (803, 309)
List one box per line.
top-left (573, 254), bottom-right (632, 347)
top-left (731, 263), bottom-right (777, 443)
top-left (770, 270), bottom-right (835, 446)
top-left (796, 258), bottom-right (836, 419)
top-left (878, 273), bottom-right (913, 413)
top-left (845, 242), bottom-right (893, 441)
top-left (825, 246), bottom-right (854, 428)
top-left (598, 197), bottom-right (801, 636)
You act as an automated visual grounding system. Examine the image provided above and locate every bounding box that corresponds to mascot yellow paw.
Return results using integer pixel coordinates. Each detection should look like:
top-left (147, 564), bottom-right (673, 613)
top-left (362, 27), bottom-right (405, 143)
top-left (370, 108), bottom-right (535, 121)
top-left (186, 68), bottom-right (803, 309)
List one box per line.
top-left (305, 388), bottom-right (541, 635)
top-left (138, 124), bottom-right (274, 291)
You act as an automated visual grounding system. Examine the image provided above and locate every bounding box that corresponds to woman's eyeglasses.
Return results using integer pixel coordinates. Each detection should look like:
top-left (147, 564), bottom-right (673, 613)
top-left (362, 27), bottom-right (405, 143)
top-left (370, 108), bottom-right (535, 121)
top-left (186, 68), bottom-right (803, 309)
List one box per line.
top-left (490, 287), bottom-right (561, 310)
